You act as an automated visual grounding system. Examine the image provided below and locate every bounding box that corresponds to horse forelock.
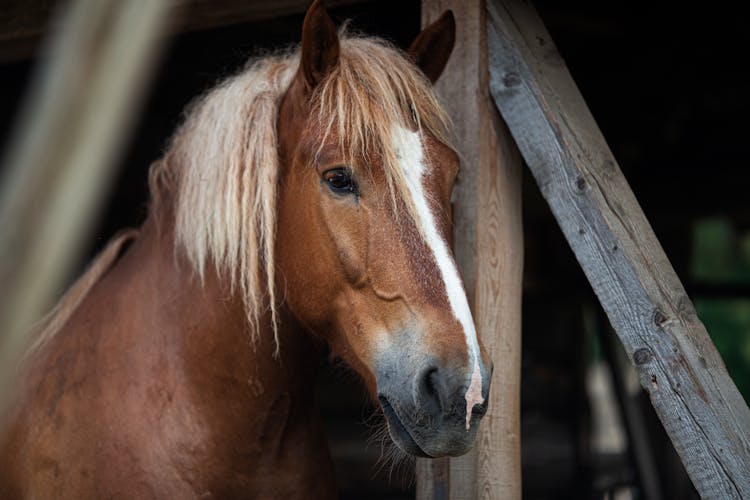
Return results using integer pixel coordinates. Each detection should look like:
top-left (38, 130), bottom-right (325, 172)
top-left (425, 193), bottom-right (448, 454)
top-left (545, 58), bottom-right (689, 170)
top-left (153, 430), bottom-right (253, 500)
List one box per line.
top-left (309, 35), bottom-right (452, 235)
top-left (151, 32), bottom-right (453, 352)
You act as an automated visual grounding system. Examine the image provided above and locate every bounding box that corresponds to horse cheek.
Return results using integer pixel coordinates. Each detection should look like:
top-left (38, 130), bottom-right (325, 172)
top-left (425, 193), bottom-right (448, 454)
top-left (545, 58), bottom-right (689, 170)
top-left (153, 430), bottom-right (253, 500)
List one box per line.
top-left (322, 202), bottom-right (370, 288)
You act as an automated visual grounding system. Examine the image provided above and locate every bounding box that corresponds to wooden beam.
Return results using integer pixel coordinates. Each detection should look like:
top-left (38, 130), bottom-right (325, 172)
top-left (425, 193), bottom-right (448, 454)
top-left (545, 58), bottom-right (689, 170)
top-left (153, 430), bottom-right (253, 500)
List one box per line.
top-left (486, 0), bottom-right (750, 498)
top-left (170, 0), bottom-right (366, 33)
top-left (0, 0), bottom-right (169, 414)
top-left (416, 1), bottom-right (523, 499)
top-left (0, 0), bottom-right (367, 62)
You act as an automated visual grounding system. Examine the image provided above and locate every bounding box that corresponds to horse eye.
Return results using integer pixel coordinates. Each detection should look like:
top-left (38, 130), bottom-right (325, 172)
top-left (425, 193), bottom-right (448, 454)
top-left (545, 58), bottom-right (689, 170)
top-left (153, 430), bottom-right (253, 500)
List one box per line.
top-left (323, 168), bottom-right (357, 195)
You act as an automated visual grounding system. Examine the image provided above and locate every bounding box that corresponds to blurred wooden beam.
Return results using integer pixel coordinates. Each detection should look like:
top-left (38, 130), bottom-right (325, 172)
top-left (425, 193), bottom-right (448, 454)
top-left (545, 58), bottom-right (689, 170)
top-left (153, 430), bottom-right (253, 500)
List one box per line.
top-left (0, 0), bottom-right (368, 63)
top-left (0, 0), bottom-right (169, 415)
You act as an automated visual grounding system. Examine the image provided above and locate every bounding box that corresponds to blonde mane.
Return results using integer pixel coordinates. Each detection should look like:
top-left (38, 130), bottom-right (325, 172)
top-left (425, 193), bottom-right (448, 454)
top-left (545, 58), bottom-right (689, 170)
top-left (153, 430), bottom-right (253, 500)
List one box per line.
top-left (152, 33), bottom-right (451, 352)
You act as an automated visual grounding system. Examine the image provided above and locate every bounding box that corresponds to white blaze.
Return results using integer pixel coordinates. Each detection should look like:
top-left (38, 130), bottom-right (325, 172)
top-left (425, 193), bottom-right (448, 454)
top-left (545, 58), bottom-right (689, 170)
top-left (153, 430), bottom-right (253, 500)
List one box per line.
top-left (391, 126), bottom-right (484, 431)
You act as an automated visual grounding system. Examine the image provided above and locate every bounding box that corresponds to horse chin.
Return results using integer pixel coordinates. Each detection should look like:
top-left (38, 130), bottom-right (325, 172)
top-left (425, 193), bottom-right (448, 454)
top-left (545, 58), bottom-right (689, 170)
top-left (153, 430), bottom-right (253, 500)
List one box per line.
top-left (378, 396), bottom-right (432, 458)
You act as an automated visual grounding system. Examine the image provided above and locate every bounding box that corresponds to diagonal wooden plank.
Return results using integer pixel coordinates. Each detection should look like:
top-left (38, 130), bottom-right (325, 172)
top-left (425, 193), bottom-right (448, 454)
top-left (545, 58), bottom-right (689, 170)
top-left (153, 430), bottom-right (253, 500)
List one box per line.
top-left (486, 0), bottom-right (750, 498)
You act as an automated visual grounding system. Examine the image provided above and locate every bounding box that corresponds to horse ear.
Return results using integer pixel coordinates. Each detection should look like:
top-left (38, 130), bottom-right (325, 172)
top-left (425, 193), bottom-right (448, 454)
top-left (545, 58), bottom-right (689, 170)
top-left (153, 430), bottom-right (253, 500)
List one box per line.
top-left (300, 0), bottom-right (340, 90)
top-left (407, 10), bottom-right (456, 84)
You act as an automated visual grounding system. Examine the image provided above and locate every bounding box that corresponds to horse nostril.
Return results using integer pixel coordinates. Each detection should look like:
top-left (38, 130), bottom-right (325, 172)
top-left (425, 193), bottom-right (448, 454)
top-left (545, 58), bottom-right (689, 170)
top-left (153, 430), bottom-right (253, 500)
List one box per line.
top-left (472, 401), bottom-right (488, 417)
top-left (416, 366), bottom-right (445, 415)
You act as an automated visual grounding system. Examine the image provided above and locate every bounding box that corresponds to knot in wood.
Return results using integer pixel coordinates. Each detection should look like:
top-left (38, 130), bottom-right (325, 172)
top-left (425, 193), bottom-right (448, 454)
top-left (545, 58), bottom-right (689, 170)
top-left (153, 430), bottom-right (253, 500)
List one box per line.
top-left (653, 309), bottom-right (667, 328)
top-left (575, 175), bottom-right (587, 192)
top-left (503, 71), bottom-right (522, 89)
top-left (633, 348), bottom-right (652, 366)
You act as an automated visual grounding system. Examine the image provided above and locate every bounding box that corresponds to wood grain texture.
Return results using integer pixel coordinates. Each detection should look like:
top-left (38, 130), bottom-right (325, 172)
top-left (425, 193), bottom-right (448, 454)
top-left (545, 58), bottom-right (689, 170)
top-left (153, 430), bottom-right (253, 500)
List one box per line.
top-left (417, 1), bottom-right (523, 499)
top-left (474, 92), bottom-right (523, 500)
top-left (486, 0), bottom-right (750, 498)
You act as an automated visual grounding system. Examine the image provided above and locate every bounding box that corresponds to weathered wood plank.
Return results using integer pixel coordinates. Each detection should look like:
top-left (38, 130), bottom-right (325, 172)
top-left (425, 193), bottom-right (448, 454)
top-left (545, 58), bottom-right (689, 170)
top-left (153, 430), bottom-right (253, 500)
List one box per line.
top-left (417, 1), bottom-right (523, 499)
top-left (486, 0), bottom-right (750, 497)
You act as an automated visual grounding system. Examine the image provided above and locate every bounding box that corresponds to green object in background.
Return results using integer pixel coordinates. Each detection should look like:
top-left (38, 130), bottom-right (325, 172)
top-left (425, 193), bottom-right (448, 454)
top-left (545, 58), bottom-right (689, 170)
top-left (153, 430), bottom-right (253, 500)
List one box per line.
top-left (692, 217), bottom-right (750, 283)
top-left (692, 217), bottom-right (750, 404)
top-left (695, 299), bottom-right (750, 404)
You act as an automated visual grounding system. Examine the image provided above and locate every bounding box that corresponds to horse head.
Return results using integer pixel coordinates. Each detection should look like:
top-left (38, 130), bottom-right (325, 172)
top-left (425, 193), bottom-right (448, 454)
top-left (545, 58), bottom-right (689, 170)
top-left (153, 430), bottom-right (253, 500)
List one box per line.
top-left (276, 1), bottom-right (493, 458)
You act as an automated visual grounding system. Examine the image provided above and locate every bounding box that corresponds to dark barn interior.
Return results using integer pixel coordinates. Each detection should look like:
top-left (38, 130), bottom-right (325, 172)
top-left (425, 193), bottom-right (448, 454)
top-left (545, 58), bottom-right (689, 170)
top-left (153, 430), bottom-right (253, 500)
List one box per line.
top-left (1, 1), bottom-right (748, 498)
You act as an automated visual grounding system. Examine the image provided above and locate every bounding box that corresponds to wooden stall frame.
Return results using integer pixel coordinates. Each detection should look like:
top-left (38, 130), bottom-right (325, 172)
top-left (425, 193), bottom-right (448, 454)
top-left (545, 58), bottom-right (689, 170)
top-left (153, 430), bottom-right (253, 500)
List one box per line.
top-left (484, 0), bottom-right (750, 498)
top-left (2, 0), bottom-right (747, 498)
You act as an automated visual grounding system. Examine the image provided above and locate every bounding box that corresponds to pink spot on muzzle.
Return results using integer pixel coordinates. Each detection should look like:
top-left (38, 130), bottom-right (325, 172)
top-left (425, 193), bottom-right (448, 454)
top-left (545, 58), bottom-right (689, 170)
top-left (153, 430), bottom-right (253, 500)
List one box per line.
top-left (465, 359), bottom-right (484, 430)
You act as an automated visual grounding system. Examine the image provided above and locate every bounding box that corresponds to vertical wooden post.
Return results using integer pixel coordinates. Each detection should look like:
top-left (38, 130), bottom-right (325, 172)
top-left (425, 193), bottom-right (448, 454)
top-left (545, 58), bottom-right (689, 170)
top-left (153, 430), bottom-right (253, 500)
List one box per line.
top-left (416, 1), bottom-right (523, 499)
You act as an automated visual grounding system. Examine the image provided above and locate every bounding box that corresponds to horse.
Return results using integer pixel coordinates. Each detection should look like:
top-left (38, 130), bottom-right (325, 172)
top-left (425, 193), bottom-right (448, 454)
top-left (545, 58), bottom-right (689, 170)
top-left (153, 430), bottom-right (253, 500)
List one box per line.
top-left (0, 1), bottom-right (492, 497)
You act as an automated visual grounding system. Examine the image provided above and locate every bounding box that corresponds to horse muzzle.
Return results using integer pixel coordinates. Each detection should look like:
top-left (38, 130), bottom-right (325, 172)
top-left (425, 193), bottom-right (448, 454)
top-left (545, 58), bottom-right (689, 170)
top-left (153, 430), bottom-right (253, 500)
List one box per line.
top-left (375, 351), bottom-right (492, 457)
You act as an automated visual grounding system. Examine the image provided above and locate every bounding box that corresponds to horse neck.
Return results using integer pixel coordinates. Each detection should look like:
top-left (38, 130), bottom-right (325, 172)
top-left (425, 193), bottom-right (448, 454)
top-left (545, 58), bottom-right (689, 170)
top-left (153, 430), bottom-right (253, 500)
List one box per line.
top-left (134, 211), bottom-right (324, 446)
